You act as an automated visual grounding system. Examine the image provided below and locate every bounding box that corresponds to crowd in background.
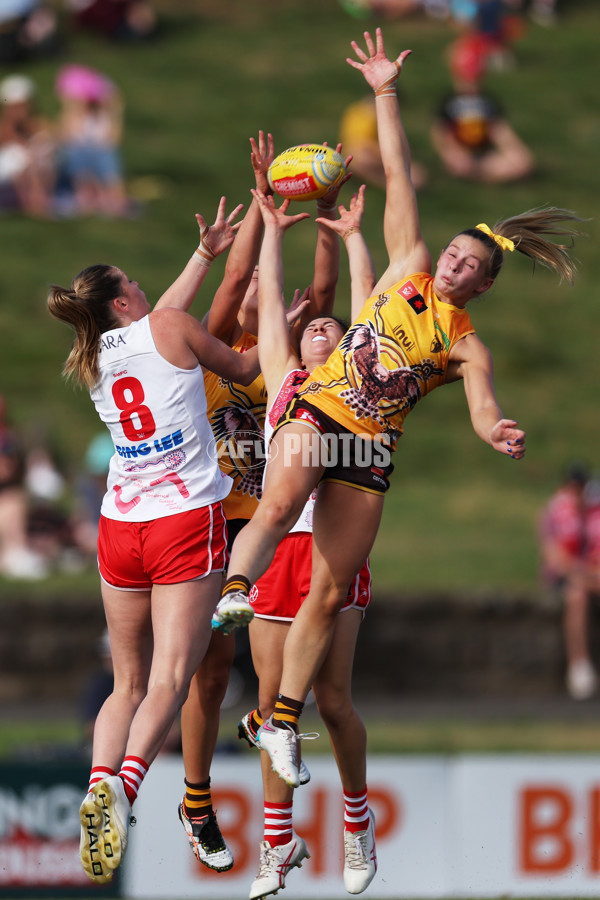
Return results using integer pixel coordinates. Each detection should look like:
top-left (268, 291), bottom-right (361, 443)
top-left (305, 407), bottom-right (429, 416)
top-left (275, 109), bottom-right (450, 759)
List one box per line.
top-left (539, 463), bottom-right (600, 701)
top-left (0, 64), bottom-right (137, 218)
top-left (338, 0), bottom-right (558, 28)
top-left (0, 393), bottom-right (111, 579)
top-left (1, 0), bottom-right (593, 707)
top-left (339, 0), bottom-right (542, 190)
top-left (0, 0), bottom-right (156, 66)
top-left (1, 0), bottom-right (562, 218)
top-left (0, 0), bottom-right (157, 218)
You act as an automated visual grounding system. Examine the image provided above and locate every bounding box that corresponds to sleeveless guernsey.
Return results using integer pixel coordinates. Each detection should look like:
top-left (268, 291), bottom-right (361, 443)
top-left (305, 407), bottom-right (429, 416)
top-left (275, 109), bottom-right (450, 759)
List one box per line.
top-left (203, 331), bottom-right (267, 520)
top-left (91, 315), bottom-right (232, 521)
top-left (296, 273), bottom-right (475, 449)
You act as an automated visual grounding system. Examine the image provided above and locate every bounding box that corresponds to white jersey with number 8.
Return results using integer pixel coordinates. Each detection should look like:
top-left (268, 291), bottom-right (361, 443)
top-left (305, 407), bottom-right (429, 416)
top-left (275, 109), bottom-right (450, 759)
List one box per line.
top-left (91, 315), bottom-right (232, 521)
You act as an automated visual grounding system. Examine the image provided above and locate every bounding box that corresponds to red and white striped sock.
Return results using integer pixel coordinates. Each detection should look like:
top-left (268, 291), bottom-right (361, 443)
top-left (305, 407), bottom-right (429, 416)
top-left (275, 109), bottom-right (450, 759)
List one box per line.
top-left (88, 766), bottom-right (116, 794)
top-left (118, 756), bottom-right (149, 805)
top-left (344, 787), bottom-right (370, 833)
top-left (264, 801), bottom-right (293, 847)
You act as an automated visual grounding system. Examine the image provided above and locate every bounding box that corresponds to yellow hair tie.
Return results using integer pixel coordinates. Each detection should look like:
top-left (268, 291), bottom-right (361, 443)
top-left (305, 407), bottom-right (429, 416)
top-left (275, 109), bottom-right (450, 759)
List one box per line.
top-left (475, 223), bottom-right (515, 253)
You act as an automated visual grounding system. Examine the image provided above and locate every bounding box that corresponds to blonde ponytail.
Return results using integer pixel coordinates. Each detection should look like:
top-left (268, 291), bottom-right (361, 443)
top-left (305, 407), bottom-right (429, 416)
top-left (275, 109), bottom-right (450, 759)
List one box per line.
top-left (460, 207), bottom-right (585, 284)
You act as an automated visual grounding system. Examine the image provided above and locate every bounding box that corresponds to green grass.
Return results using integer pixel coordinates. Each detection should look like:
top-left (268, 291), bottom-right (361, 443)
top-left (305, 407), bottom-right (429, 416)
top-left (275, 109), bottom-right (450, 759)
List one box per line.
top-left (0, 719), bottom-right (82, 759)
top-left (6, 707), bottom-right (600, 761)
top-left (1, 0), bottom-right (599, 593)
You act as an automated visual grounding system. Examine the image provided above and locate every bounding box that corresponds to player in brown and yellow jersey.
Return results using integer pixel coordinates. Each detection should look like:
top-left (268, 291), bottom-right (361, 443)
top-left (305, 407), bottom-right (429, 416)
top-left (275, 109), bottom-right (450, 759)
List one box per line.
top-left (178, 131), bottom-right (351, 870)
top-left (212, 32), bottom-right (584, 793)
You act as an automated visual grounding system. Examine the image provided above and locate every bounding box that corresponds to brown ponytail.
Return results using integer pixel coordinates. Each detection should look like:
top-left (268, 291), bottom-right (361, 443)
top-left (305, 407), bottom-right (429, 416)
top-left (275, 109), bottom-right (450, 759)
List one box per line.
top-left (47, 264), bottom-right (122, 389)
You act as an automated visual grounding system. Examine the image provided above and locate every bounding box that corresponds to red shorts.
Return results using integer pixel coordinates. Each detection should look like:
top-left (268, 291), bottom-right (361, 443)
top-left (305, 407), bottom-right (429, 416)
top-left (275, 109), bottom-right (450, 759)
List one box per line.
top-left (98, 503), bottom-right (228, 590)
top-left (249, 531), bottom-right (372, 620)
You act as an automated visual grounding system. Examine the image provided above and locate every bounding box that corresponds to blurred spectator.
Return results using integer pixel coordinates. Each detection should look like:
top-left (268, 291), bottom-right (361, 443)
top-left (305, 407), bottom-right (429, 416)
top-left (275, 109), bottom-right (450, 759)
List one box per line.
top-left (528, 0), bottom-right (556, 26)
top-left (0, 395), bottom-right (48, 579)
top-left (24, 443), bottom-right (82, 571)
top-left (72, 429), bottom-right (113, 557)
top-left (430, 33), bottom-right (535, 183)
top-left (0, 0), bottom-right (60, 64)
top-left (450, 0), bottom-right (524, 71)
top-left (539, 462), bottom-right (596, 700)
top-left (339, 93), bottom-right (428, 191)
top-left (55, 63), bottom-right (133, 217)
top-left (80, 628), bottom-right (114, 752)
top-left (66, 0), bottom-right (157, 41)
top-left (337, 0), bottom-right (456, 19)
top-left (585, 478), bottom-right (600, 607)
top-left (0, 73), bottom-right (56, 217)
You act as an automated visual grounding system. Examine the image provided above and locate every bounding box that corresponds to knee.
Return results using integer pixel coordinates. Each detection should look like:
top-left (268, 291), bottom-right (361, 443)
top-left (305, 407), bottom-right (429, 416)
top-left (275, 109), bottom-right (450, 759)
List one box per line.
top-left (314, 683), bottom-right (352, 726)
top-left (111, 680), bottom-right (147, 710)
top-left (195, 665), bottom-right (231, 707)
top-left (318, 584), bottom-right (349, 620)
top-left (258, 494), bottom-right (303, 534)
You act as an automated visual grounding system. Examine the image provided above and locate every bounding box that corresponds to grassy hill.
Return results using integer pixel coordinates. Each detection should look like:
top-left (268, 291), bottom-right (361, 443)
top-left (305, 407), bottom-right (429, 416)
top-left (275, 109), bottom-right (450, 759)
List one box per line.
top-left (1, 0), bottom-right (599, 592)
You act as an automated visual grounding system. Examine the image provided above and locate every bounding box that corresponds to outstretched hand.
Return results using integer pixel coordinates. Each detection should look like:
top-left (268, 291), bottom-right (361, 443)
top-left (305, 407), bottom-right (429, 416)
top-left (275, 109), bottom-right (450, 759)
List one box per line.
top-left (316, 142), bottom-right (353, 211)
top-left (490, 419), bottom-right (526, 459)
top-left (285, 287), bottom-right (311, 327)
top-left (316, 183), bottom-right (367, 236)
top-left (195, 196), bottom-right (244, 257)
top-left (347, 27), bottom-right (412, 93)
top-left (250, 189), bottom-right (311, 232)
top-left (250, 130), bottom-right (275, 195)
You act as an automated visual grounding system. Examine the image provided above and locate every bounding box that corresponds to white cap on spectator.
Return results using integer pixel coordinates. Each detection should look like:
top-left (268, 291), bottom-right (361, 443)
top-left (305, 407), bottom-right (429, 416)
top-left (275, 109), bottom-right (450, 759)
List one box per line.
top-left (1, 74), bottom-right (35, 105)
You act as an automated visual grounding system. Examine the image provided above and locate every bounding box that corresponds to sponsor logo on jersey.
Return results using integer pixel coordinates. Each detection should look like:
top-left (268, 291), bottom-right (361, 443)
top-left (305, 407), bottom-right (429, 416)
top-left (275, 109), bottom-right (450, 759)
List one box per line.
top-left (392, 323), bottom-right (416, 352)
top-left (115, 429), bottom-right (183, 459)
top-left (397, 280), bottom-right (427, 315)
top-left (434, 321), bottom-right (450, 351)
top-left (101, 333), bottom-right (127, 350)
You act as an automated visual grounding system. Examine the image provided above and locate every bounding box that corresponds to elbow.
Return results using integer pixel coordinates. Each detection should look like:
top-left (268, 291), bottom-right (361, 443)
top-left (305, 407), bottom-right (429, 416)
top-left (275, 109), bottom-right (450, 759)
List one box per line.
top-left (237, 365), bottom-right (257, 387)
top-left (223, 265), bottom-right (253, 294)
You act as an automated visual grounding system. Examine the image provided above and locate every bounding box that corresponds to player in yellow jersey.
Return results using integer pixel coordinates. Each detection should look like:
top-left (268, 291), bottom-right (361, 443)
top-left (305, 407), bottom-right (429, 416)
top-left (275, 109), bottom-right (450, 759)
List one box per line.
top-left (178, 131), bottom-right (351, 870)
top-left (212, 30), bottom-right (584, 790)
top-left (176, 132), bottom-right (273, 872)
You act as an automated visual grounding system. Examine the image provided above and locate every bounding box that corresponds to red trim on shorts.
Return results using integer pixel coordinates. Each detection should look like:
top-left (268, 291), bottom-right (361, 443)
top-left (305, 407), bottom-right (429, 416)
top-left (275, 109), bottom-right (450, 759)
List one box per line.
top-left (98, 503), bottom-right (227, 589)
top-left (249, 532), bottom-right (371, 621)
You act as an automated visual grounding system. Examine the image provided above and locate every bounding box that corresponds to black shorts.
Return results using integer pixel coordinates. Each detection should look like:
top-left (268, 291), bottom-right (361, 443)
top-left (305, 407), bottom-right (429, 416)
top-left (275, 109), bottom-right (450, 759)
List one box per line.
top-left (273, 398), bottom-right (394, 495)
top-left (226, 517), bottom-right (249, 552)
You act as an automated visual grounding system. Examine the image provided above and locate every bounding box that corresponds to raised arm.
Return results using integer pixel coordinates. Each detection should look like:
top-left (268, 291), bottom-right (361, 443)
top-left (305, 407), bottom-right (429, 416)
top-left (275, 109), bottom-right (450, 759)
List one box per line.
top-left (251, 190), bottom-right (311, 399)
top-left (316, 183), bottom-right (376, 321)
top-left (298, 146), bottom-right (352, 320)
top-left (150, 307), bottom-right (261, 386)
top-left (204, 131), bottom-right (276, 343)
top-left (347, 28), bottom-right (430, 289)
top-left (153, 196), bottom-right (243, 312)
top-left (450, 333), bottom-right (526, 459)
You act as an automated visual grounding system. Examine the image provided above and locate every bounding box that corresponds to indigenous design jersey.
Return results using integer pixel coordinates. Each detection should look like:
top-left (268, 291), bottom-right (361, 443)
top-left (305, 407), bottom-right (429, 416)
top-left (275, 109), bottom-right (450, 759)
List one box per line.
top-left (265, 369), bottom-right (315, 534)
top-left (91, 315), bottom-right (232, 522)
top-left (297, 272), bottom-right (475, 450)
top-left (203, 331), bottom-right (267, 521)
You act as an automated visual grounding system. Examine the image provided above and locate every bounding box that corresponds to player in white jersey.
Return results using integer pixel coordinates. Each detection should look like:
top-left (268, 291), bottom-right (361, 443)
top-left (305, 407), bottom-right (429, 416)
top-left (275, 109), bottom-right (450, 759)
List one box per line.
top-left (234, 186), bottom-right (379, 898)
top-left (177, 133), bottom-right (354, 872)
top-left (47, 198), bottom-right (260, 885)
